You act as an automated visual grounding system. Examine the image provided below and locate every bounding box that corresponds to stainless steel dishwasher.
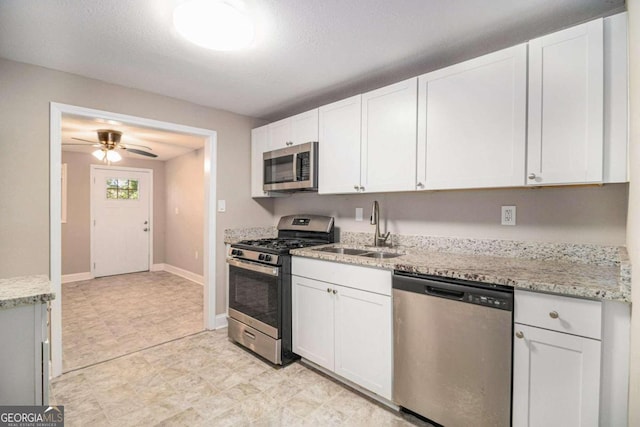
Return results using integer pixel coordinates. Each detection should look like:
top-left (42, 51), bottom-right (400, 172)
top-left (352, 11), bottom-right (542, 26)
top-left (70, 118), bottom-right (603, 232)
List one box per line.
top-left (393, 271), bottom-right (513, 427)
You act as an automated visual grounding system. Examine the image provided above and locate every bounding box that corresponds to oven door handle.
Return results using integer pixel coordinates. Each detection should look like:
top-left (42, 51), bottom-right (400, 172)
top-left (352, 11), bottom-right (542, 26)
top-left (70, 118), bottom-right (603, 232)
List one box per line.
top-left (227, 258), bottom-right (280, 276)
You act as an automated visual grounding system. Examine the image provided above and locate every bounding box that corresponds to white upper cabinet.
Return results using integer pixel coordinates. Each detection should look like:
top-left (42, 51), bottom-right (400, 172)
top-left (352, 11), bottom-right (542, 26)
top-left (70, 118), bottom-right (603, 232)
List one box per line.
top-left (268, 109), bottom-right (318, 150)
top-left (318, 95), bottom-right (363, 194)
top-left (250, 124), bottom-right (270, 198)
top-left (527, 19), bottom-right (604, 185)
top-left (603, 12), bottom-right (628, 183)
top-left (361, 78), bottom-right (418, 193)
top-left (417, 45), bottom-right (527, 190)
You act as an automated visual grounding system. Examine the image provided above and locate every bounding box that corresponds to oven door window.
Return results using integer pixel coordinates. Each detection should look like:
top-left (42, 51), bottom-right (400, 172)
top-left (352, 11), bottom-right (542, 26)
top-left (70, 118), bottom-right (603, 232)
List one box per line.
top-left (264, 155), bottom-right (294, 185)
top-left (228, 264), bottom-right (280, 332)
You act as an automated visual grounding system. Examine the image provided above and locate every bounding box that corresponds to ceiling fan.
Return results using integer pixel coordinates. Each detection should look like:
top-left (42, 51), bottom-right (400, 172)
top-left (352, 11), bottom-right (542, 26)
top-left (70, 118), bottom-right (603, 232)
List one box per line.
top-left (63, 129), bottom-right (158, 162)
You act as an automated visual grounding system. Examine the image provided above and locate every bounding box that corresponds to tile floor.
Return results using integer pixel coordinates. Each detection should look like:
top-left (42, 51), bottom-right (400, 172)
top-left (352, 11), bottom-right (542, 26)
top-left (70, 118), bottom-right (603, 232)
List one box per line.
top-left (51, 329), bottom-right (433, 426)
top-left (62, 271), bottom-right (203, 372)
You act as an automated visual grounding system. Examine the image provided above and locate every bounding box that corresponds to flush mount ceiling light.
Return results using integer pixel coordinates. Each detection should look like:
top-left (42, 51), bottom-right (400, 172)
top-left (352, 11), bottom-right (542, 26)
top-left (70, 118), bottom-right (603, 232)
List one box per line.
top-left (173, 0), bottom-right (255, 51)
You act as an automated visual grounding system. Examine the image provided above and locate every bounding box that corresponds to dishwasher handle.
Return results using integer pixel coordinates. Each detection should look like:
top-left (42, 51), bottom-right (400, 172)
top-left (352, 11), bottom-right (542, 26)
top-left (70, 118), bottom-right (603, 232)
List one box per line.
top-left (425, 285), bottom-right (465, 300)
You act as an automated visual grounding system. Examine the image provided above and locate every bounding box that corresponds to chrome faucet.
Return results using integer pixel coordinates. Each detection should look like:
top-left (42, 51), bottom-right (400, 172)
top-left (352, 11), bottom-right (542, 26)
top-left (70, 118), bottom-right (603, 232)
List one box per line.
top-left (370, 200), bottom-right (391, 247)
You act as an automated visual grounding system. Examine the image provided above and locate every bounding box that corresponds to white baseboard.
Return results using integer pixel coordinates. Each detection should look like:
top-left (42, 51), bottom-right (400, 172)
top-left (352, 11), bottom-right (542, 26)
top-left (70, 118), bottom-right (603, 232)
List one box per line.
top-left (150, 263), bottom-right (165, 272)
top-left (162, 264), bottom-right (204, 285)
top-left (215, 314), bottom-right (228, 329)
top-left (61, 272), bottom-right (92, 283)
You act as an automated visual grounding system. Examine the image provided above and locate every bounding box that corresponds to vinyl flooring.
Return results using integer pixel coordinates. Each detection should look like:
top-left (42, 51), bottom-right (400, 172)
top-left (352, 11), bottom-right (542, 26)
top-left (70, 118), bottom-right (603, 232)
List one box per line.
top-left (62, 271), bottom-right (203, 372)
top-left (51, 328), bottom-right (433, 426)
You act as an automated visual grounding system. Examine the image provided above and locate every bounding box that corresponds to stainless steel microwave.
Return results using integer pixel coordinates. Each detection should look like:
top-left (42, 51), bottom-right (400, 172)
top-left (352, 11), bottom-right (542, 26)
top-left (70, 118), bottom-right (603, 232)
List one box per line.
top-left (263, 141), bottom-right (318, 192)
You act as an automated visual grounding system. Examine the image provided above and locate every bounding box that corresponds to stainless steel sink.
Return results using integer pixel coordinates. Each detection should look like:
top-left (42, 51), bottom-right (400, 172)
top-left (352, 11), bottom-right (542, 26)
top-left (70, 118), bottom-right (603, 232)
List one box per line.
top-left (315, 247), bottom-right (370, 256)
top-left (360, 252), bottom-right (403, 259)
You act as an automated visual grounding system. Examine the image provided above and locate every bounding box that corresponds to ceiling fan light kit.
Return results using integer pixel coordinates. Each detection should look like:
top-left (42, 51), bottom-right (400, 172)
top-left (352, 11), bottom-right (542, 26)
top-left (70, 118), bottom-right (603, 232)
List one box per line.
top-left (65, 128), bottom-right (158, 162)
top-left (173, 0), bottom-right (255, 51)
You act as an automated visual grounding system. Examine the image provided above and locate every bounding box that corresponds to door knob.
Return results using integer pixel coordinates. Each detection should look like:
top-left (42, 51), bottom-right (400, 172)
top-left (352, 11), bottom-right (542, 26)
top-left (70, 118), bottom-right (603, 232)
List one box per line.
top-left (143, 228), bottom-right (149, 232)
top-left (144, 220), bottom-right (148, 224)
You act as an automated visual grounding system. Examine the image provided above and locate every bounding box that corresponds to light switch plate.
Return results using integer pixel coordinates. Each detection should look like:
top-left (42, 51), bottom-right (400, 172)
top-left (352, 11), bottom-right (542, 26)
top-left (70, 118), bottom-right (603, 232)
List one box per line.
top-left (355, 208), bottom-right (363, 222)
top-left (501, 206), bottom-right (516, 226)
top-left (218, 200), bottom-right (226, 212)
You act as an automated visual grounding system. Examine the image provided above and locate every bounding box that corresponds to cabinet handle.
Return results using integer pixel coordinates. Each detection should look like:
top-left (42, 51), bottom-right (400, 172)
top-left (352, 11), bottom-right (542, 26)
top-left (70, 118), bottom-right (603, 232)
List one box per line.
top-left (528, 173), bottom-right (537, 180)
top-left (332, 289), bottom-right (338, 294)
top-left (243, 331), bottom-right (256, 340)
top-left (416, 182), bottom-right (424, 188)
top-left (354, 185), bottom-right (359, 191)
top-left (327, 288), bottom-right (331, 293)
top-left (359, 186), bottom-right (365, 191)
top-left (515, 331), bottom-right (524, 339)
top-left (549, 311), bottom-right (559, 319)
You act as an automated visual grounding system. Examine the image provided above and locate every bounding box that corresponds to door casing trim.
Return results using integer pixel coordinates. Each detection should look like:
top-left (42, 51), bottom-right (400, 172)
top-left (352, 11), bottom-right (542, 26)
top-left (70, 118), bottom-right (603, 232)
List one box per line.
top-left (50, 102), bottom-right (218, 377)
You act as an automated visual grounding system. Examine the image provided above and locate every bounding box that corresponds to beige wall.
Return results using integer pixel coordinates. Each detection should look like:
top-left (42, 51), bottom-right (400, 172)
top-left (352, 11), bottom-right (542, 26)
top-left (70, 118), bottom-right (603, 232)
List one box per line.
top-left (0, 57), bottom-right (273, 315)
top-left (627, 1), bottom-right (639, 424)
top-left (165, 149), bottom-right (204, 275)
top-left (273, 184), bottom-right (628, 245)
top-left (61, 151), bottom-right (166, 275)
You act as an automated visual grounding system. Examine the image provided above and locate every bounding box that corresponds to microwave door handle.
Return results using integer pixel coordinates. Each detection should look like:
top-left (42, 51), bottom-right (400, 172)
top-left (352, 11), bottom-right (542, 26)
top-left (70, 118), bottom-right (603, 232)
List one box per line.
top-left (292, 153), bottom-right (298, 182)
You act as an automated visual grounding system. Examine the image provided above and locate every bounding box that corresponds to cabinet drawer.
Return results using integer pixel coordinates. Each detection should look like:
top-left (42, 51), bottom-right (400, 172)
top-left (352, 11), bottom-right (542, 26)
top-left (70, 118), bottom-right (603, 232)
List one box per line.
top-left (514, 290), bottom-right (601, 339)
top-left (292, 257), bottom-right (392, 296)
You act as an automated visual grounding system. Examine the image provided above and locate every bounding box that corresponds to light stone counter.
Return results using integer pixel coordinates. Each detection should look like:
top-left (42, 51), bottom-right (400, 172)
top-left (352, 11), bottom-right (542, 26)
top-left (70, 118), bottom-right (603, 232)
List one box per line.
top-left (223, 226), bottom-right (277, 244)
top-left (0, 275), bottom-right (55, 309)
top-left (291, 240), bottom-right (630, 302)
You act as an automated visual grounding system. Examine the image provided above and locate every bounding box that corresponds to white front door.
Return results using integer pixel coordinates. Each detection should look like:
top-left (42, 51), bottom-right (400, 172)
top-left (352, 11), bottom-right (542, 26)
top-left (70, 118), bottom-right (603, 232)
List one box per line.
top-left (91, 166), bottom-right (152, 277)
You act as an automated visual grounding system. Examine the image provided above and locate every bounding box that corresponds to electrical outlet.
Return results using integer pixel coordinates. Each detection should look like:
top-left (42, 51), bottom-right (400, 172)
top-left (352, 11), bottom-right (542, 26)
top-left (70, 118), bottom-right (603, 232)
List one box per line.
top-left (217, 200), bottom-right (226, 212)
top-left (355, 208), bottom-right (363, 222)
top-left (174, 207), bottom-right (179, 215)
top-left (501, 206), bottom-right (516, 226)
top-left (195, 250), bottom-right (199, 260)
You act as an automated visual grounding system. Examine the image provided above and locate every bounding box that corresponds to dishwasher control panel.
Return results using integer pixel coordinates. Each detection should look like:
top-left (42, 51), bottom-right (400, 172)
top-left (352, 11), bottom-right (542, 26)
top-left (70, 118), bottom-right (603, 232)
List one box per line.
top-left (467, 294), bottom-right (510, 309)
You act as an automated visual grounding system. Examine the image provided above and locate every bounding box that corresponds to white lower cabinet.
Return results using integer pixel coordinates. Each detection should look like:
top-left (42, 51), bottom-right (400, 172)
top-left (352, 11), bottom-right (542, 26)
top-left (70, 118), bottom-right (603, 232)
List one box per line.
top-left (512, 324), bottom-right (601, 427)
top-left (291, 257), bottom-right (392, 400)
top-left (0, 303), bottom-right (49, 405)
top-left (513, 290), bottom-right (603, 426)
top-left (291, 275), bottom-right (335, 371)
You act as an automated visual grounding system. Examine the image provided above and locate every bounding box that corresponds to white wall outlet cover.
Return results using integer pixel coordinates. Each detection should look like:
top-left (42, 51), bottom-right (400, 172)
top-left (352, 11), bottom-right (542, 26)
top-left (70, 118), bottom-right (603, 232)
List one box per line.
top-left (355, 207), bottom-right (363, 222)
top-left (174, 207), bottom-right (179, 215)
top-left (217, 200), bottom-right (226, 212)
top-left (501, 206), bottom-right (516, 226)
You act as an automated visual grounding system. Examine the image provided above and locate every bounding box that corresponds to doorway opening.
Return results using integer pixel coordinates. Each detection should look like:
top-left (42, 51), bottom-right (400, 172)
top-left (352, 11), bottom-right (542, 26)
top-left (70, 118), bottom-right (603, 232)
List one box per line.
top-left (50, 103), bottom-right (218, 377)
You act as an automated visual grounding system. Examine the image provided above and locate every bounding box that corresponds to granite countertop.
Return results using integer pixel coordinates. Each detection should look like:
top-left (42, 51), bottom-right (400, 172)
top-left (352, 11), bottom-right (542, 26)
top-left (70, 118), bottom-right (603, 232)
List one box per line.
top-left (290, 244), bottom-right (630, 302)
top-left (0, 275), bottom-right (55, 309)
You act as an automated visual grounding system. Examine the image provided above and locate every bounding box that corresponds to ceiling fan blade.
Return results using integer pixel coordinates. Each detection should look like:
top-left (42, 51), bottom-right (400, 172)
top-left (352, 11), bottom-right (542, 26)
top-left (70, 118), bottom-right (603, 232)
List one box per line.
top-left (121, 143), bottom-right (152, 150)
top-left (126, 148), bottom-right (158, 158)
top-left (62, 142), bottom-right (100, 146)
top-left (72, 137), bottom-right (100, 144)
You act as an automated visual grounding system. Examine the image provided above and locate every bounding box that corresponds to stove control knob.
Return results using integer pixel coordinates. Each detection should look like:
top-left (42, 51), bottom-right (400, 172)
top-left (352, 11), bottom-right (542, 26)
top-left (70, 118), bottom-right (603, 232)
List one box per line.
top-left (231, 249), bottom-right (238, 256)
top-left (258, 254), bottom-right (265, 261)
top-left (264, 255), bottom-right (272, 262)
top-left (236, 250), bottom-right (243, 257)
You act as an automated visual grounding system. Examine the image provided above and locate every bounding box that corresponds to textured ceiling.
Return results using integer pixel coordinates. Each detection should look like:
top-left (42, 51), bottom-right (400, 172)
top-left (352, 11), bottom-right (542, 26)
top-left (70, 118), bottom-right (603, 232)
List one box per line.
top-left (0, 0), bottom-right (625, 120)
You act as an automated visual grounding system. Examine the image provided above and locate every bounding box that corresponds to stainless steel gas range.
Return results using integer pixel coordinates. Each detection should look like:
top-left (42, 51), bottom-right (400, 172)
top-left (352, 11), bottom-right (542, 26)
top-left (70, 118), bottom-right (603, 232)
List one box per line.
top-left (226, 215), bottom-right (335, 365)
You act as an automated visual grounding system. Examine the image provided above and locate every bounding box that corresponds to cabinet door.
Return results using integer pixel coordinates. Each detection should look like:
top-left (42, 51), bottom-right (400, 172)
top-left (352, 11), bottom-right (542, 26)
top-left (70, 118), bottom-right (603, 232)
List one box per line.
top-left (291, 275), bottom-right (335, 371)
top-left (251, 125), bottom-right (270, 198)
top-left (418, 45), bottom-right (527, 190)
top-left (361, 78), bottom-right (417, 193)
top-left (334, 285), bottom-right (392, 400)
top-left (268, 117), bottom-right (292, 150)
top-left (291, 109), bottom-right (319, 145)
top-left (318, 95), bottom-right (362, 194)
top-left (527, 19), bottom-right (604, 185)
top-left (513, 324), bottom-right (601, 427)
